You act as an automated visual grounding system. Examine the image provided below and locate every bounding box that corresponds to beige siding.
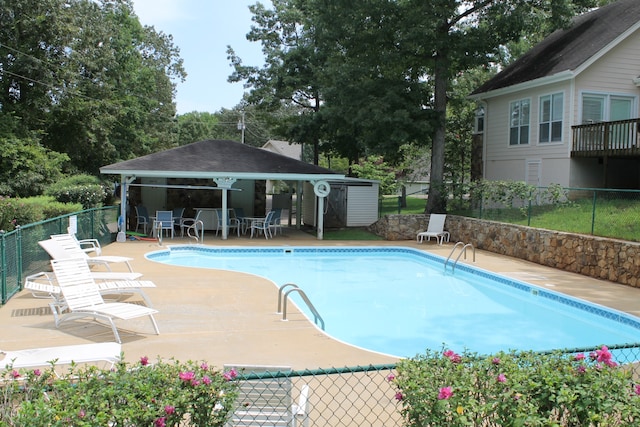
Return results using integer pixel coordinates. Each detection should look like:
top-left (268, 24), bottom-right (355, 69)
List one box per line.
top-left (346, 184), bottom-right (379, 227)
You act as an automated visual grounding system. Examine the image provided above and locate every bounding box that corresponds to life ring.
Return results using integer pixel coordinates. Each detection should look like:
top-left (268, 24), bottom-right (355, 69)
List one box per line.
top-left (313, 180), bottom-right (330, 197)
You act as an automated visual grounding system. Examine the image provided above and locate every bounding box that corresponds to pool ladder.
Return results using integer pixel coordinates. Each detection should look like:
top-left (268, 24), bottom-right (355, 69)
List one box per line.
top-left (444, 242), bottom-right (476, 273)
top-left (277, 283), bottom-right (325, 330)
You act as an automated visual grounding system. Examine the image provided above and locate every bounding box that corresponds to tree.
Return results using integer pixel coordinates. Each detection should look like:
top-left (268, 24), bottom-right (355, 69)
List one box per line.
top-left (227, 0), bottom-right (326, 163)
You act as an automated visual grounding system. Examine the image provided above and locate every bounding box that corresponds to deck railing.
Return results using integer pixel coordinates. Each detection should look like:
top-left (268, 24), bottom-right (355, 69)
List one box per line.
top-left (571, 118), bottom-right (640, 156)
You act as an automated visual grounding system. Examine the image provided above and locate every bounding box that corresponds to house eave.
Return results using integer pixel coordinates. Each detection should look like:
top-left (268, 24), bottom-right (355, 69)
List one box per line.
top-left (469, 70), bottom-right (574, 100)
top-left (100, 169), bottom-right (344, 182)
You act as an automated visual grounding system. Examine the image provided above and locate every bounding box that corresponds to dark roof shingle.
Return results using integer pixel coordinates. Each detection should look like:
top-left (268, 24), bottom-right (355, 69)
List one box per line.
top-left (472, 0), bottom-right (640, 95)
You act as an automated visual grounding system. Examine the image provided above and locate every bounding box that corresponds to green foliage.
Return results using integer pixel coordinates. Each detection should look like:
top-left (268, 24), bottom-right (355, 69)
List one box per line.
top-left (0, 136), bottom-right (68, 197)
top-left (392, 347), bottom-right (640, 426)
top-left (22, 196), bottom-right (84, 221)
top-left (351, 156), bottom-right (398, 196)
top-left (0, 196), bottom-right (83, 231)
top-left (45, 175), bottom-right (109, 209)
top-left (1, 356), bottom-right (239, 427)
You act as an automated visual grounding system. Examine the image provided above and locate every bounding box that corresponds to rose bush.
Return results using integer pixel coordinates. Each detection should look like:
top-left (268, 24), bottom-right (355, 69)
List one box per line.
top-left (0, 355), bottom-right (239, 427)
top-left (391, 346), bottom-right (640, 426)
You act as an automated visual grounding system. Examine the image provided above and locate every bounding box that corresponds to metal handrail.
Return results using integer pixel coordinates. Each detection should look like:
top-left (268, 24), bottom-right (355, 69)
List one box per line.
top-left (445, 242), bottom-right (475, 273)
top-left (278, 283), bottom-right (325, 330)
top-left (186, 220), bottom-right (204, 243)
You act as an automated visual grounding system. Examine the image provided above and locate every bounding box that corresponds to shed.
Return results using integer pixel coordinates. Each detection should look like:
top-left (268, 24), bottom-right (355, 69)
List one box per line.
top-left (302, 178), bottom-right (380, 228)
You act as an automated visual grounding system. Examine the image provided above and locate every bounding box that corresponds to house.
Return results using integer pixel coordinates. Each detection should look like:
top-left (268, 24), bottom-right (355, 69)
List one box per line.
top-left (469, 0), bottom-right (640, 189)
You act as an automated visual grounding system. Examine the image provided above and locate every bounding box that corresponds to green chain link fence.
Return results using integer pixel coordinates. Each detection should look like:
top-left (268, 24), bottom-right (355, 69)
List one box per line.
top-left (0, 206), bottom-right (118, 304)
top-left (229, 343), bottom-right (640, 426)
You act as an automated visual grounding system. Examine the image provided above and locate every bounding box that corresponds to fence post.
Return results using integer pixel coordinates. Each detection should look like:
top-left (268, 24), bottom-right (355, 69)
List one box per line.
top-left (0, 232), bottom-right (5, 304)
top-left (591, 190), bottom-right (597, 235)
top-left (16, 226), bottom-right (22, 292)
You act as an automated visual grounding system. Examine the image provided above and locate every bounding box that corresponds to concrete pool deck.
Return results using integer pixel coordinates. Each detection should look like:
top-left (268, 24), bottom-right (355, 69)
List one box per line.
top-left (3, 228), bottom-right (640, 371)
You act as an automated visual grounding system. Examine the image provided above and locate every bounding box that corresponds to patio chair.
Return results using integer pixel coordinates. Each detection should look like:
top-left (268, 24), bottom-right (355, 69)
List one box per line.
top-left (40, 235), bottom-right (135, 272)
top-left (214, 208), bottom-right (240, 237)
top-left (25, 271), bottom-right (156, 310)
top-left (249, 210), bottom-right (275, 239)
top-left (1, 342), bottom-right (121, 372)
top-left (172, 207), bottom-right (185, 232)
top-left (269, 208), bottom-right (283, 236)
top-left (49, 258), bottom-right (160, 344)
top-left (223, 364), bottom-right (309, 427)
top-left (153, 210), bottom-right (174, 238)
top-left (135, 205), bottom-right (150, 234)
top-left (179, 210), bottom-right (204, 239)
top-left (416, 213), bottom-right (450, 244)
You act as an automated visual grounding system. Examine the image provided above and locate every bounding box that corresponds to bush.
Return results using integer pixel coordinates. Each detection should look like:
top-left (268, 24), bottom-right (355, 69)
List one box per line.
top-left (1, 356), bottom-right (240, 427)
top-left (0, 197), bottom-right (40, 232)
top-left (391, 346), bottom-right (640, 426)
top-left (45, 175), bottom-right (110, 209)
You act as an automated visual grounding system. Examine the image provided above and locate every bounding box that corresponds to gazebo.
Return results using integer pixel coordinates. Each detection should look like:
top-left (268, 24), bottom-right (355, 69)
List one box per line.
top-left (99, 139), bottom-right (344, 240)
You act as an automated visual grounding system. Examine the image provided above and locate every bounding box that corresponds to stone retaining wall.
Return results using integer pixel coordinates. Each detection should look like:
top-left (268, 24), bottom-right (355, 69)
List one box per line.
top-left (368, 214), bottom-right (640, 288)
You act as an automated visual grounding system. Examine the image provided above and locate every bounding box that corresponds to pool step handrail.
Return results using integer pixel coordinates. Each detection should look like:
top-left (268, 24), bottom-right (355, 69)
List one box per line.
top-left (277, 283), bottom-right (325, 330)
top-left (445, 242), bottom-right (476, 273)
top-left (186, 220), bottom-right (204, 244)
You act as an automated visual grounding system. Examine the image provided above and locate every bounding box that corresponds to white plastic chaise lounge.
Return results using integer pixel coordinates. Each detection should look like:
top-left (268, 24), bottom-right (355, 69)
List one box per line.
top-left (223, 364), bottom-right (310, 427)
top-left (416, 213), bottom-right (450, 244)
top-left (1, 342), bottom-right (121, 373)
top-left (24, 271), bottom-right (156, 309)
top-left (40, 235), bottom-right (135, 272)
top-left (49, 258), bottom-right (160, 344)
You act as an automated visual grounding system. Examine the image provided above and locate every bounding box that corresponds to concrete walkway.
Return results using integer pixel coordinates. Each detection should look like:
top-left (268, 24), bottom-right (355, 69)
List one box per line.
top-left (3, 229), bottom-right (640, 371)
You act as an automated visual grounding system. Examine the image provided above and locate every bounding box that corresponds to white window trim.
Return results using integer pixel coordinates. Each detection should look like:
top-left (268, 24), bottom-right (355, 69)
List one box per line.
top-left (508, 97), bottom-right (531, 147)
top-left (538, 91), bottom-right (564, 145)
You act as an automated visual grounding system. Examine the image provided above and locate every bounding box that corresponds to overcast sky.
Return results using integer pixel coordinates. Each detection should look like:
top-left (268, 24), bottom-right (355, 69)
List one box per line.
top-left (132, 0), bottom-right (267, 114)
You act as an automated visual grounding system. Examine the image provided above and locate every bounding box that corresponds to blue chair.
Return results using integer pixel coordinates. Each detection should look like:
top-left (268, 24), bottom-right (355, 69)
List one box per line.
top-left (154, 210), bottom-right (174, 238)
top-left (135, 206), bottom-right (150, 234)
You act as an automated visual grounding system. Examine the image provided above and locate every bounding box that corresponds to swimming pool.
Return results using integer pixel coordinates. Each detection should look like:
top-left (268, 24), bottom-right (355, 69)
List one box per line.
top-left (147, 245), bottom-right (640, 358)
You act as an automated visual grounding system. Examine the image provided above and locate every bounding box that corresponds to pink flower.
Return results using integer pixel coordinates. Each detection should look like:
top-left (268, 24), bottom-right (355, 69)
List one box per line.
top-left (223, 369), bottom-right (238, 381)
top-left (154, 417), bottom-right (167, 427)
top-left (200, 363), bottom-right (209, 371)
top-left (497, 374), bottom-right (506, 383)
top-left (573, 353), bottom-right (585, 361)
top-left (202, 375), bottom-right (212, 385)
top-left (395, 391), bottom-right (404, 401)
top-left (576, 365), bottom-right (587, 374)
top-left (11, 370), bottom-right (20, 379)
top-left (492, 357), bottom-right (501, 365)
top-left (140, 356), bottom-right (149, 366)
top-left (164, 405), bottom-right (175, 415)
top-left (179, 371), bottom-right (195, 382)
top-left (634, 384), bottom-right (640, 396)
top-left (438, 386), bottom-right (453, 400)
top-left (190, 379), bottom-right (201, 386)
top-left (443, 350), bottom-right (461, 363)
top-left (78, 410), bottom-right (86, 418)
top-left (595, 345), bottom-right (613, 363)
top-left (386, 373), bottom-right (395, 382)
top-left (33, 369), bottom-right (41, 377)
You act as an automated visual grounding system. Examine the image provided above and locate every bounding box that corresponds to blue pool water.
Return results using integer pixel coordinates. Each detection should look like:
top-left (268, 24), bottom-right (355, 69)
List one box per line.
top-left (147, 246), bottom-right (640, 358)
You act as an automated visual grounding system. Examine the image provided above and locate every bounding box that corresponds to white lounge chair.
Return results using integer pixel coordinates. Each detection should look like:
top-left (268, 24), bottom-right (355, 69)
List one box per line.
top-left (416, 213), bottom-right (450, 244)
top-left (49, 258), bottom-right (160, 343)
top-left (1, 342), bottom-right (121, 372)
top-left (224, 364), bottom-right (309, 427)
top-left (40, 235), bottom-right (135, 272)
top-left (25, 271), bottom-right (156, 309)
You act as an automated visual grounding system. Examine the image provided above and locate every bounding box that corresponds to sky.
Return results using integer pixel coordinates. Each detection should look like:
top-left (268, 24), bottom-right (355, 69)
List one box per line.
top-left (132, 0), bottom-right (266, 115)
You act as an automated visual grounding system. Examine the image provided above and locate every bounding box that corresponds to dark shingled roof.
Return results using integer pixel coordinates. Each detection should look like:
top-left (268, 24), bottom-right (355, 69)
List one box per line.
top-left (472, 0), bottom-right (640, 96)
top-left (100, 139), bottom-right (340, 179)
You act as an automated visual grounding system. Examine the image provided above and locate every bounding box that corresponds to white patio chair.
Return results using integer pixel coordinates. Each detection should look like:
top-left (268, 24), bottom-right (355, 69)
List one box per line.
top-left (214, 208), bottom-right (240, 237)
top-left (249, 211), bottom-right (275, 239)
top-left (223, 364), bottom-right (309, 427)
top-left (134, 205), bottom-right (150, 234)
top-left (416, 213), bottom-right (450, 244)
top-left (1, 342), bottom-right (121, 373)
top-left (49, 258), bottom-right (160, 344)
top-left (41, 235), bottom-right (135, 272)
top-left (25, 271), bottom-right (156, 309)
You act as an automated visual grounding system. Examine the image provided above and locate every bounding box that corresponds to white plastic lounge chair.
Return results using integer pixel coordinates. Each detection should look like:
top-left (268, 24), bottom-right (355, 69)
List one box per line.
top-left (40, 236), bottom-right (135, 272)
top-left (223, 364), bottom-right (309, 427)
top-left (25, 271), bottom-right (156, 309)
top-left (1, 342), bottom-right (121, 371)
top-left (416, 213), bottom-right (450, 245)
top-left (250, 211), bottom-right (275, 239)
top-left (49, 258), bottom-right (160, 344)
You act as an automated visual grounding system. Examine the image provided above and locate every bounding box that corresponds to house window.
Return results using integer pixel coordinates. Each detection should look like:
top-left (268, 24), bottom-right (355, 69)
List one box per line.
top-left (474, 106), bottom-right (485, 134)
top-left (509, 99), bottom-right (530, 145)
top-left (539, 93), bottom-right (563, 143)
top-left (581, 93), bottom-right (634, 123)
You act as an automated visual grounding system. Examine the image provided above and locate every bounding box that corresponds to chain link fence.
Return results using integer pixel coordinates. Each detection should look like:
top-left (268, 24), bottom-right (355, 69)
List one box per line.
top-left (229, 343), bottom-right (640, 427)
top-left (0, 206), bottom-right (118, 304)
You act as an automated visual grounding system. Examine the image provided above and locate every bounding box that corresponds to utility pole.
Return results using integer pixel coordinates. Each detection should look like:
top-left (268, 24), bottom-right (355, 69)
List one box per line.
top-left (237, 110), bottom-right (245, 144)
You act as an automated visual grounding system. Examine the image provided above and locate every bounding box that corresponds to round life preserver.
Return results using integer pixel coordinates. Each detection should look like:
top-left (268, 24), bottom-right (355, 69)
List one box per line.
top-left (313, 180), bottom-right (331, 197)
